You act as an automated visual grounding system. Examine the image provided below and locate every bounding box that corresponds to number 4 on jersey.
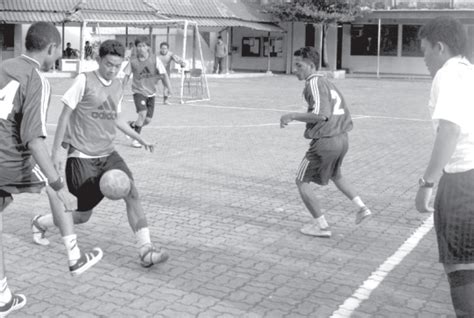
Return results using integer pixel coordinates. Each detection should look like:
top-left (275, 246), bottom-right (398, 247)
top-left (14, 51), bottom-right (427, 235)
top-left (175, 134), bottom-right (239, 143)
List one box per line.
top-left (0, 80), bottom-right (20, 120)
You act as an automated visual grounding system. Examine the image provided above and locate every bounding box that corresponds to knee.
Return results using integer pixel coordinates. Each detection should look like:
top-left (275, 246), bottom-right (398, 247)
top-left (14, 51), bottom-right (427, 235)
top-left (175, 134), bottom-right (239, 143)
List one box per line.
top-left (73, 211), bottom-right (92, 224)
top-left (125, 182), bottom-right (139, 201)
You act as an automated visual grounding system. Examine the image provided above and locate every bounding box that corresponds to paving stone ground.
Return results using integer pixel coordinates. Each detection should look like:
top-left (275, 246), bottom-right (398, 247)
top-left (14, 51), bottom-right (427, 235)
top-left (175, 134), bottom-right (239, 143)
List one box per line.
top-left (3, 74), bottom-right (454, 317)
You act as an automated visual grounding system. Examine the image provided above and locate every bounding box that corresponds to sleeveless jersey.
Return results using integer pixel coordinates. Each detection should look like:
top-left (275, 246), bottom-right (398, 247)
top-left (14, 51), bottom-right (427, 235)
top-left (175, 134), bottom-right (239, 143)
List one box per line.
top-left (63, 71), bottom-right (123, 156)
top-left (303, 74), bottom-right (353, 139)
top-left (0, 55), bottom-right (50, 185)
top-left (128, 54), bottom-right (165, 97)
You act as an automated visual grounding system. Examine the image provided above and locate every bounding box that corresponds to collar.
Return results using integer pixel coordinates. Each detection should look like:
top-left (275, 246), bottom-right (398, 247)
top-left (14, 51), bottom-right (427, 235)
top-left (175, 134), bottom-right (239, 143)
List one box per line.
top-left (443, 55), bottom-right (470, 68)
top-left (305, 73), bottom-right (323, 81)
top-left (21, 54), bottom-right (41, 68)
top-left (93, 70), bottom-right (113, 86)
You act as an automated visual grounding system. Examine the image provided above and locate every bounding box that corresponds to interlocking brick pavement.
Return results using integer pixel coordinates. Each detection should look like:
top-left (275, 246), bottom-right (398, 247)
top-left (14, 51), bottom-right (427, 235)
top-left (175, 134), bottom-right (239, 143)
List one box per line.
top-left (2, 74), bottom-right (455, 317)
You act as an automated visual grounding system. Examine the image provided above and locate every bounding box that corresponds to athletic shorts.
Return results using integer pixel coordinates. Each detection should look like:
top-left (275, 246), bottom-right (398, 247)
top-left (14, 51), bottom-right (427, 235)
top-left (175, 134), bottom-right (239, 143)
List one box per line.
top-left (0, 162), bottom-right (46, 198)
top-left (65, 151), bottom-right (133, 212)
top-left (434, 169), bottom-right (474, 264)
top-left (133, 93), bottom-right (155, 118)
top-left (296, 133), bottom-right (348, 186)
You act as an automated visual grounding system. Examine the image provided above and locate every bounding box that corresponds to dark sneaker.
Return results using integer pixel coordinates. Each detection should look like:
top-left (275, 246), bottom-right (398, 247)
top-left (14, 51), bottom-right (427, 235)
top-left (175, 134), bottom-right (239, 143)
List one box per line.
top-left (31, 215), bottom-right (49, 246)
top-left (69, 247), bottom-right (103, 277)
top-left (140, 244), bottom-right (169, 268)
top-left (0, 294), bottom-right (26, 317)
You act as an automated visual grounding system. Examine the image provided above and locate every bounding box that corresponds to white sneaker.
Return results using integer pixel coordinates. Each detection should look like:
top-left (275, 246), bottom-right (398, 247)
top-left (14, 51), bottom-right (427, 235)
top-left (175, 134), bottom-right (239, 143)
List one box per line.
top-left (131, 140), bottom-right (142, 148)
top-left (31, 215), bottom-right (50, 246)
top-left (355, 207), bottom-right (372, 225)
top-left (300, 224), bottom-right (332, 238)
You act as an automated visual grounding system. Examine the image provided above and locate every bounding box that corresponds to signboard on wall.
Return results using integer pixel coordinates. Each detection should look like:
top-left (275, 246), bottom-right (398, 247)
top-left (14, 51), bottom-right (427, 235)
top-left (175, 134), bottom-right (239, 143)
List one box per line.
top-left (263, 37), bottom-right (283, 57)
top-left (242, 37), bottom-right (261, 57)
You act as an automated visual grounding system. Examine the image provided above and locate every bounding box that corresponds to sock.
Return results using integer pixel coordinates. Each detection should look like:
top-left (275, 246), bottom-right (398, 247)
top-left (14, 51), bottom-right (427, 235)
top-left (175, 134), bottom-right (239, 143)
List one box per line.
top-left (62, 234), bottom-right (81, 265)
top-left (129, 121), bottom-right (136, 129)
top-left (135, 228), bottom-right (151, 250)
top-left (0, 278), bottom-right (12, 306)
top-left (352, 196), bottom-right (366, 209)
top-left (134, 125), bottom-right (142, 134)
top-left (314, 215), bottom-right (329, 229)
top-left (37, 214), bottom-right (54, 229)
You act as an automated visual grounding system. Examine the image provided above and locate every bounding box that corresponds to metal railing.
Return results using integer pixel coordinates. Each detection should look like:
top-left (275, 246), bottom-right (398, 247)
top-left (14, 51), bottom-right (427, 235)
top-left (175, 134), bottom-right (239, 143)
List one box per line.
top-left (358, 0), bottom-right (474, 9)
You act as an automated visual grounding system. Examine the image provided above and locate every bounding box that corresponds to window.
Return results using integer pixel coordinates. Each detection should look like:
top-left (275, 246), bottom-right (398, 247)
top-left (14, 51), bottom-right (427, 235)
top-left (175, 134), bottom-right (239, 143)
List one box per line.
top-left (242, 37), bottom-right (261, 57)
top-left (402, 25), bottom-right (423, 57)
top-left (0, 25), bottom-right (14, 49)
top-left (263, 37), bottom-right (283, 57)
top-left (351, 24), bottom-right (398, 56)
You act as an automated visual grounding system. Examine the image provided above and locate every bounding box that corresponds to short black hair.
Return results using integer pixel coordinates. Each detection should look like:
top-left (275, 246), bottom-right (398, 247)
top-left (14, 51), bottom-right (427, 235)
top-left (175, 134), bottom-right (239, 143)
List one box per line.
top-left (217, 36), bottom-right (223, 40)
top-left (294, 47), bottom-right (320, 69)
top-left (419, 16), bottom-right (467, 57)
top-left (135, 35), bottom-right (150, 47)
top-left (99, 40), bottom-right (124, 58)
top-left (160, 42), bottom-right (169, 48)
top-left (25, 22), bottom-right (61, 52)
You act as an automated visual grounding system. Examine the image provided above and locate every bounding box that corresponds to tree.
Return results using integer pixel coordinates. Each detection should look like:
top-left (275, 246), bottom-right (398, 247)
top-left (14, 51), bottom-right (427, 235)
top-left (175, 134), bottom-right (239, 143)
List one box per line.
top-left (264, 0), bottom-right (371, 68)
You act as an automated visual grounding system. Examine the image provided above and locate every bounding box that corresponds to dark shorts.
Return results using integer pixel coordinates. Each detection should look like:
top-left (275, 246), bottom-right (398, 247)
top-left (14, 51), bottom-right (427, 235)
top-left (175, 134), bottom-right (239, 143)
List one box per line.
top-left (434, 169), bottom-right (474, 264)
top-left (65, 151), bottom-right (133, 212)
top-left (0, 163), bottom-right (46, 197)
top-left (133, 94), bottom-right (155, 118)
top-left (296, 133), bottom-right (348, 185)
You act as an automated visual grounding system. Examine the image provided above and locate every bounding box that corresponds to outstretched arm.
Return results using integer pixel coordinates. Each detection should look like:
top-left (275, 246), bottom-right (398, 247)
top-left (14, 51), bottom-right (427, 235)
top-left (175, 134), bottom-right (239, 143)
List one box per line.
top-left (280, 112), bottom-right (328, 128)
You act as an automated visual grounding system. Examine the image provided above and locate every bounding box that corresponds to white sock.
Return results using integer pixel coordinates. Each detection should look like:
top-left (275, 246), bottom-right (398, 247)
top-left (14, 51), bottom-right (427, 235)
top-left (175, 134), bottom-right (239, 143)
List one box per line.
top-left (0, 277), bottom-right (12, 305)
top-left (38, 214), bottom-right (54, 229)
top-left (62, 234), bottom-right (81, 264)
top-left (314, 215), bottom-right (329, 229)
top-left (135, 228), bottom-right (151, 249)
top-left (352, 196), bottom-right (365, 209)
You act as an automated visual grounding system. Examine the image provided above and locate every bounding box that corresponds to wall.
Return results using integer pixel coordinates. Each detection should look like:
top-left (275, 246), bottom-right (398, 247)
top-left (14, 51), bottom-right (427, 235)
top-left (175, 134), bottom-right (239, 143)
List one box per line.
top-left (230, 27), bottom-right (286, 73)
top-left (341, 24), bottom-right (429, 75)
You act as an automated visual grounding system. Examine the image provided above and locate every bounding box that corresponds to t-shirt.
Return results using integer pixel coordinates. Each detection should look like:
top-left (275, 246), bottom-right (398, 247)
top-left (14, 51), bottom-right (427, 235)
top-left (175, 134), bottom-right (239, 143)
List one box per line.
top-left (0, 55), bottom-right (50, 185)
top-left (429, 56), bottom-right (474, 173)
top-left (303, 74), bottom-right (353, 139)
top-left (61, 71), bottom-right (123, 157)
top-left (123, 54), bottom-right (166, 97)
top-left (158, 51), bottom-right (185, 75)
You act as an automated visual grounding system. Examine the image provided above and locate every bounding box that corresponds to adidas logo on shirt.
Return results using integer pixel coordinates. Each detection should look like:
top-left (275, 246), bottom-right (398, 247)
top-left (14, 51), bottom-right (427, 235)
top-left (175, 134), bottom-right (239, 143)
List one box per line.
top-left (92, 96), bottom-right (117, 120)
top-left (139, 66), bottom-right (156, 79)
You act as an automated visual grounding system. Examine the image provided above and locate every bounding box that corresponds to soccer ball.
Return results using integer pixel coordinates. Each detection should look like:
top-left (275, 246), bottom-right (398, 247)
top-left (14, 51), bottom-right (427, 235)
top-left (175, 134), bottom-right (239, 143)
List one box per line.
top-left (99, 169), bottom-right (131, 200)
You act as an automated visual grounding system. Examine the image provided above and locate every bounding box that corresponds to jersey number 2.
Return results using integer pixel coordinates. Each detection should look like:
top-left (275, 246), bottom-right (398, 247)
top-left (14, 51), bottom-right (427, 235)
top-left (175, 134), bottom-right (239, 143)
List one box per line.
top-left (331, 90), bottom-right (345, 115)
top-left (0, 81), bottom-right (20, 120)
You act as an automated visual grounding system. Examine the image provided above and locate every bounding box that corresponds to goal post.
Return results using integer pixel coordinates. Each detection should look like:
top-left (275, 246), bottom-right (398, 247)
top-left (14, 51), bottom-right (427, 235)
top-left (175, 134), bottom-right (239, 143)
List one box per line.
top-left (79, 19), bottom-right (211, 104)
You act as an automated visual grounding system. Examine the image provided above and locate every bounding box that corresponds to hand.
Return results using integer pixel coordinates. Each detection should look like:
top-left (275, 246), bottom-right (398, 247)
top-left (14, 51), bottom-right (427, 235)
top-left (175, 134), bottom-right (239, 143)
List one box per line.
top-left (415, 186), bottom-right (434, 213)
top-left (141, 140), bottom-right (155, 153)
top-left (56, 188), bottom-right (77, 212)
top-left (280, 114), bottom-right (293, 128)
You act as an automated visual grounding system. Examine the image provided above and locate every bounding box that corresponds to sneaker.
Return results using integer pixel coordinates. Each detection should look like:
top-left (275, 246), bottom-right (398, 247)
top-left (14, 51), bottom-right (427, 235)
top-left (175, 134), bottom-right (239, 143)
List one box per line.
top-left (131, 140), bottom-right (142, 148)
top-left (69, 247), bottom-right (103, 277)
top-left (300, 224), bottom-right (332, 238)
top-left (139, 244), bottom-right (169, 268)
top-left (355, 207), bottom-right (372, 225)
top-left (0, 294), bottom-right (26, 317)
top-left (31, 215), bottom-right (49, 246)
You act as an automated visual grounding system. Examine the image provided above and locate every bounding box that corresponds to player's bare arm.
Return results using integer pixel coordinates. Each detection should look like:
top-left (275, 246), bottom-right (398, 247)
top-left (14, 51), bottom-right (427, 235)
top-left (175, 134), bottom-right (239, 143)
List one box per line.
top-left (115, 116), bottom-right (154, 152)
top-left (415, 119), bottom-right (460, 213)
top-left (51, 105), bottom-right (73, 172)
top-left (27, 137), bottom-right (77, 211)
top-left (280, 112), bottom-right (328, 128)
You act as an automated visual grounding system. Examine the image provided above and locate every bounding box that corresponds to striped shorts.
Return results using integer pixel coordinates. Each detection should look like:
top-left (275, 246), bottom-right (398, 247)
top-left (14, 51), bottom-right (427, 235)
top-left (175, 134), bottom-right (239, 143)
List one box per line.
top-left (296, 133), bottom-right (348, 185)
top-left (434, 169), bottom-right (474, 264)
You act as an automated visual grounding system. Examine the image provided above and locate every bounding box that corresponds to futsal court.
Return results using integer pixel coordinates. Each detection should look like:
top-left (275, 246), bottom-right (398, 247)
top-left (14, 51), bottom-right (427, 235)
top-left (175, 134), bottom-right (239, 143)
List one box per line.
top-left (2, 74), bottom-right (454, 317)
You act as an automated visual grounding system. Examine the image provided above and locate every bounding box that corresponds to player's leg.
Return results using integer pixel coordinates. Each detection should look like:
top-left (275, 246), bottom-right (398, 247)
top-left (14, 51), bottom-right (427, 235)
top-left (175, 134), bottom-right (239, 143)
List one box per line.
top-left (446, 269), bottom-right (474, 316)
top-left (162, 76), bottom-right (170, 105)
top-left (0, 192), bottom-right (26, 316)
top-left (295, 152), bottom-right (331, 238)
top-left (129, 94), bottom-right (148, 148)
top-left (329, 133), bottom-right (371, 224)
top-left (105, 152), bottom-right (168, 267)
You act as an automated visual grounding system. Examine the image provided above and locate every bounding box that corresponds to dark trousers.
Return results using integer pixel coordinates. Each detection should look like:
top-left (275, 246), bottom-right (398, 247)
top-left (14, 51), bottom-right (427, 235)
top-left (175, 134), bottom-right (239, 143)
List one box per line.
top-left (213, 57), bottom-right (225, 74)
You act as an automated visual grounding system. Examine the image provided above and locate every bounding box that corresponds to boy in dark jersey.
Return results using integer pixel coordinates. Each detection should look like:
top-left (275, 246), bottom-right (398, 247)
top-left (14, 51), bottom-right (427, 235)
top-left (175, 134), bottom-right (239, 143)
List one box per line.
top-left (31, 40), bottom-right (169, 268)
top-left (122, 36), bottom-right (172, 148)
top-left (280, 47), bottom-right (371, 238)
top-left (0, 22), bottom-right (102, 316)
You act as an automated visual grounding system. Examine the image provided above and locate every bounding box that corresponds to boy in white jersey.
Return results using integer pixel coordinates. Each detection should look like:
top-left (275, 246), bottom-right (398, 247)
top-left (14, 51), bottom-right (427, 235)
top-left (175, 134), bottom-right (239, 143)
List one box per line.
top-left (280, 47), bottom-right (371, 238)
top-left (31, 40), bottom-right (169, 268)
top-left (122, 36), bottom-right (172, 148)
top-left (0, 22), bottom-right (102, 316)
top-left (416, 16), bottom-right (474, 316)
top-left (158, 41), bottom-right (186, 105)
